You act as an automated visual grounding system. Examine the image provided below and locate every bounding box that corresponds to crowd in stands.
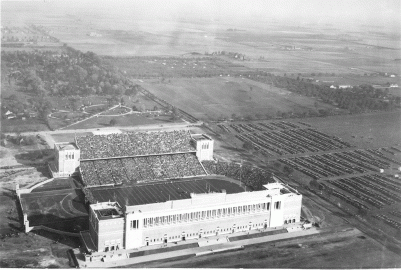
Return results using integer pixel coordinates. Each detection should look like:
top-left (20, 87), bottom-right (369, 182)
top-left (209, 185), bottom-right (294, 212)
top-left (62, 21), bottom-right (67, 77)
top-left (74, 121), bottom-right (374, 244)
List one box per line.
top-left (76, 130), bottom-right (195, 160)
top-left (80, 153), bottom-right (206, 187)
top-left (202, 161), bottom-right (274, 191)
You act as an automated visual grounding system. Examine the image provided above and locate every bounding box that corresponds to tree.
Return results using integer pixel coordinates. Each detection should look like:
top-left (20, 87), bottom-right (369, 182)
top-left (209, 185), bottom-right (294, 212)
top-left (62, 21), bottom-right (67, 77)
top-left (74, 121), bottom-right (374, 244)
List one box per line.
top-left (283, 165), bottom-right (294, 175)
top-left (171, 107), bottom-right (180, 120)
top-left (109, 119), bottom-right (117, 126)
top-left (310, 179), bottom-right (319, 189)
top-left (243, 141), bottom-right (254, 151)
top-left (245, 115), bottom-right (253, 121)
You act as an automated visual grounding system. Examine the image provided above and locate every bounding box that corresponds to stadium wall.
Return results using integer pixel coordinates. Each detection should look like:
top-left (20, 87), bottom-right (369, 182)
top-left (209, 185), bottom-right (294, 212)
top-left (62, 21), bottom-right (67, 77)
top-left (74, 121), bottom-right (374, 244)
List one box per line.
top-left (89, 185), bottom-right (302, 252)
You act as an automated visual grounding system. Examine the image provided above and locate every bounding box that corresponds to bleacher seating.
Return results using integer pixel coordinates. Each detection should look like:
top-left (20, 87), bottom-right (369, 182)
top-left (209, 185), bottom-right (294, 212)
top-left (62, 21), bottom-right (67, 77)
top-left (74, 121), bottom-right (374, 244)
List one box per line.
top-left (76, 130), bottom-right (195, 160)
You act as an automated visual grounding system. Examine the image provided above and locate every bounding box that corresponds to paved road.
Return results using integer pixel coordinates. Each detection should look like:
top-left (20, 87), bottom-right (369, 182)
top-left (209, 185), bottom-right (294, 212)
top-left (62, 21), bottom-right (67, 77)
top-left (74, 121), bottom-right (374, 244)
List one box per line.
top-left (78, 227), bottom-right (322, 268)
top-left (3, 122), bottom-right (201, 147)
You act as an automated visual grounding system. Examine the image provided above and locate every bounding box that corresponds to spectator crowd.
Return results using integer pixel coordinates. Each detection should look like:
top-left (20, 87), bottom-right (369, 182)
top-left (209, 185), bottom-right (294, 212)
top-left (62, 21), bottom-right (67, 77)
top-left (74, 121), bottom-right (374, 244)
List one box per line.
top-left (76, 130), bottom-right (195, 160)
top-left (202, 161), bottom-right (274, 191)
top-left (80, 153), bottom-right (206, 187)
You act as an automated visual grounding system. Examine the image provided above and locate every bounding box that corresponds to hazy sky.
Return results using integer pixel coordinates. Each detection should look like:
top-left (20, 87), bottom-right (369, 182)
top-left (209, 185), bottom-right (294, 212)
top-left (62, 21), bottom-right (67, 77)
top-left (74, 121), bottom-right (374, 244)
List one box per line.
top-left (2, 0), bottom-right (401, 28)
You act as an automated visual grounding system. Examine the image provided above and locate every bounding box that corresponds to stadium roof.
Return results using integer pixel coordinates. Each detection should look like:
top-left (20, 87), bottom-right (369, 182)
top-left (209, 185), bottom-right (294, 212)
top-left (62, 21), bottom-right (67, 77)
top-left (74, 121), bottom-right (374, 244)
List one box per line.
top-left (55, 142), bottom-right (78, 151)
top-left (191, 134), bottom-right (212, 141)
top-left (88, 179), bottom-right (244, 207)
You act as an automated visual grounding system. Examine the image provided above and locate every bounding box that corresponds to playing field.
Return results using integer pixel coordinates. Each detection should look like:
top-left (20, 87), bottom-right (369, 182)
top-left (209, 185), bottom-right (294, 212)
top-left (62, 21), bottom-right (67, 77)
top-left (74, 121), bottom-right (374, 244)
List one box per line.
top-left (142, 77), bottom-right (335, 121)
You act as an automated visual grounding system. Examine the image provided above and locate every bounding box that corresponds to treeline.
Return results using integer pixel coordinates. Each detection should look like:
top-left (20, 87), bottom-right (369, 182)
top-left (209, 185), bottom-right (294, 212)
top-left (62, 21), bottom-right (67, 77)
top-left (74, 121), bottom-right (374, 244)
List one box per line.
top-left (241, 72), bottom-right (400, 113)
top-left (2, 46), bottom-right (132, 97)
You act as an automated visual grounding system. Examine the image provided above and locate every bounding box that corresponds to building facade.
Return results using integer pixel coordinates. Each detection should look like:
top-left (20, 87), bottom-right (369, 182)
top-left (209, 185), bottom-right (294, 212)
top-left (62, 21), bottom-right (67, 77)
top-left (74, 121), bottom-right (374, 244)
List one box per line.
top-left (49, 142), bottom-right (80, 177)
top-left (191, 134), bottom-right (214, 161)
top-left (86, 183), bottom-right (302, 252)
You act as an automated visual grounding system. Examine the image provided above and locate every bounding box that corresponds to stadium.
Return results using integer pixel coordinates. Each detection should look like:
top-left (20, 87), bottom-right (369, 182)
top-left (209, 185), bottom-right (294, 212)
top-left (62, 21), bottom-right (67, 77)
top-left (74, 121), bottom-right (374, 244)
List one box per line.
top-left (20, 129), bottom-right (302, 262)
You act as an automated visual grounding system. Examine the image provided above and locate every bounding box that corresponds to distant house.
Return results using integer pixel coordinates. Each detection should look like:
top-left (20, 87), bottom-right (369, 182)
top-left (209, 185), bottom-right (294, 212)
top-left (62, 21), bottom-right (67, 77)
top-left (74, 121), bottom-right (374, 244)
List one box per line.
top-left (330, 85), bottom-right (337, 89)
top-left (4, 110), bottom-right (16, 119)
top-left (88, 32), bottom-right (102, 37)
top-left (390, 84), bottom-right (399, 88)
top-left (338, 85), bottom-right (352, 89)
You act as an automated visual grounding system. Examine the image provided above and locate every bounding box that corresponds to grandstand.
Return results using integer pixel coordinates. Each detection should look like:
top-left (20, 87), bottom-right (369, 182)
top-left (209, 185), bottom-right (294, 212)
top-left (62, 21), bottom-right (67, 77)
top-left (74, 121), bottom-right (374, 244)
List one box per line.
top-left (48, 130), bottom-right (212, 187)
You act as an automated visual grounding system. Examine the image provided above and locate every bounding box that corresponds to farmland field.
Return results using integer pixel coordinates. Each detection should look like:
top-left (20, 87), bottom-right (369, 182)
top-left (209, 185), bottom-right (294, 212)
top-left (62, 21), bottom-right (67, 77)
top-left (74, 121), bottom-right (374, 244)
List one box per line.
top-left (141, 77), bottom-right (337, 121)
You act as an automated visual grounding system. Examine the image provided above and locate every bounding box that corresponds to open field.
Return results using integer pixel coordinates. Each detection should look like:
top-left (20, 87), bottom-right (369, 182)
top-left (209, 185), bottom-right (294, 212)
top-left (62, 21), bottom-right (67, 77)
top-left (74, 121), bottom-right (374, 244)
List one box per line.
top-left (3, 1), bottom-right (399, 77)
top-left (303, 111), bottom-right (401, 148)
top-left (141, 77), bottom-right (337, 121)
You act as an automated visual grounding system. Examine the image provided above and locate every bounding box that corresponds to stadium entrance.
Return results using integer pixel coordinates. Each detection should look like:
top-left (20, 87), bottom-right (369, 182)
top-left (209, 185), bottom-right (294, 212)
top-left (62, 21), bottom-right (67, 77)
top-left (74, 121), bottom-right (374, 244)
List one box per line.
top-left (182, 232), bottom-right (186, 241)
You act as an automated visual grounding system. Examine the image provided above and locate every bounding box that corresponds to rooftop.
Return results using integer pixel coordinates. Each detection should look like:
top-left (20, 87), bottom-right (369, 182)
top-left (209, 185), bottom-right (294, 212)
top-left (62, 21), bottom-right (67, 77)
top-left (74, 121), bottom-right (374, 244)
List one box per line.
top-left (91, 201), bottom-right (123, 220)
top-left (55, 142), bottom-right (78, 151)
top-left (191, 134), bottom-right (212, 141)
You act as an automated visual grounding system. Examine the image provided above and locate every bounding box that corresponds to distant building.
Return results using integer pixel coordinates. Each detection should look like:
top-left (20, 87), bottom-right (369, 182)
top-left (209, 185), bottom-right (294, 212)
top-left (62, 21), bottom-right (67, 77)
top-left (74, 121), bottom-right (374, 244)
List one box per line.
top-left (5, 110), bottom-right (16, 119)
top-left (390, 84), bottom-right (399, 88)
top-left (338, 85), bottom-right (352, 89)
top-left (88, 32), bottom-right (102, 37)
top-left (330, 85), bottom-right (337, 89)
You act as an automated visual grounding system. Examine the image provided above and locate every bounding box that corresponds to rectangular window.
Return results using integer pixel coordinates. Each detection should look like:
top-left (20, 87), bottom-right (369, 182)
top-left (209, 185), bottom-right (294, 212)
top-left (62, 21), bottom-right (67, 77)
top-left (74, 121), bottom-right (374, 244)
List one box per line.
top-left (202, 211), bottom-right (206, 219)
top-left (274, 201), bottom-right (281, 209)
top-left (212, 210), bottom-right (216, 218)
top-left (248, 205), bottom-right (251, 213)
top-left (227, 208), bottom-right (231, 215)
top-left (217, 209), bottom-right (221, 217)
top-left (233, 207), bottom-right (237, 215)
top-left (222, 208), bottom-right (226, 216)
top-left (207, 210), bottom-right (211, 219)
top-left (131, 220), bottom-right (138, 229)
top-left (252, 204), bottom-right (256, 212)
top-left (257, 204), bottom-right (261, 211)
top-left (262, 203), bottom-right (266, 210)
top-left (173, 215), bottom-right (176, 223)
top-left (143, 219), bottom-right (147, 228)
top-left (267, 202), bottom-right (270, 210)
top-left (238, 206), bottom-right (241, 214)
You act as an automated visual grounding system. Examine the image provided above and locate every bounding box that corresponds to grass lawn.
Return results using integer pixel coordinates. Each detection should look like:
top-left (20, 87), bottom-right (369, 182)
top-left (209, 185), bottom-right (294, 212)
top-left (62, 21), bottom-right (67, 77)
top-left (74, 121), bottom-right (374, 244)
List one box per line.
top-left (141, 77), bottom-right (337, 121)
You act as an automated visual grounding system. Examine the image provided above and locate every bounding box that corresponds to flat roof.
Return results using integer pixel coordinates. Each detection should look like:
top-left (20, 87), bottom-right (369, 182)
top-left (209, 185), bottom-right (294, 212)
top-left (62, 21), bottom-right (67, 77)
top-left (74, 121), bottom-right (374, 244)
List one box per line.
top-left (55, 142), bottom-right (78, 151)
top-left (88, 179), bottom-right (244, 207)
top-left (191, 134), bottom-right (212, 141)
top-left (91, 202), bottom-right (123, 220)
